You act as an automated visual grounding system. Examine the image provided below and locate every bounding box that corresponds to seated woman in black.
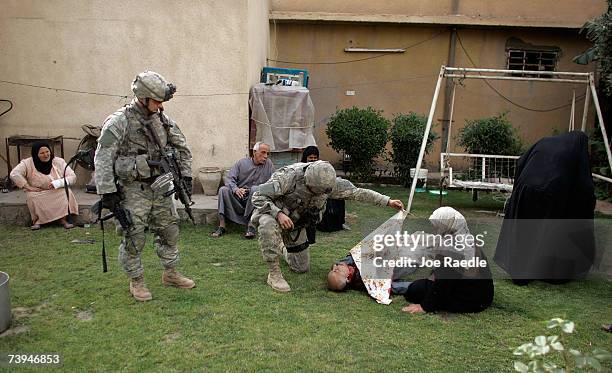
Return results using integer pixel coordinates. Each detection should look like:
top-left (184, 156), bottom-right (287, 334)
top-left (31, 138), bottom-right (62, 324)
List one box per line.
top-left (301, 146), bottom-right (346, 245)
top-left (402, 207), bottom-right (494, 314)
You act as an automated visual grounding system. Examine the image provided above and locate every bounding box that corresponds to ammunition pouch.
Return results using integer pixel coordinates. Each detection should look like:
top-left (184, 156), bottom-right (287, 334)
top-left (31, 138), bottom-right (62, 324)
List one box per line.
top-left (115, 154), bottom-right (159, 182)
top-left (135, 154), bottom-right (151, 179)
top-left (115, 155), bottom-right (137, 182)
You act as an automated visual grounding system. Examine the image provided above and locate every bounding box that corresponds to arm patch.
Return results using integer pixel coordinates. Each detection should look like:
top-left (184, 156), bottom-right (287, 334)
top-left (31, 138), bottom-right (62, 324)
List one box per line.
top-left (98, 126), bottom-right (120, 146)
top-left (98, 114), bottom-right (125, 146)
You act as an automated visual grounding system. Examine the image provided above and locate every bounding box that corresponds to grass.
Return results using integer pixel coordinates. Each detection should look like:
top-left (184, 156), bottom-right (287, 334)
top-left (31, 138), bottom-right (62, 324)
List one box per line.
top-left (0, 187), bottom-right (610, 372)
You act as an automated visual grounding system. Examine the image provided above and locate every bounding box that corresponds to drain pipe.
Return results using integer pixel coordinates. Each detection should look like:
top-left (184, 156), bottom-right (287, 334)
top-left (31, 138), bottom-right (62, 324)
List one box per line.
top-left (440, 27), bottom-right (457, 155)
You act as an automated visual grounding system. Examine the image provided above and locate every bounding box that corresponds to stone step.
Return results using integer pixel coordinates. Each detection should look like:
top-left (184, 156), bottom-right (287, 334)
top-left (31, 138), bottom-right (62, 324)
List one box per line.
top-left (0, 189), bottom-right (219, 226)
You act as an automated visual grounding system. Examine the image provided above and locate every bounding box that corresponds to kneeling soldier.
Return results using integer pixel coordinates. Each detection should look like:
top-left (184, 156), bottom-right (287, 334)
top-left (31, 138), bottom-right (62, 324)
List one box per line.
top-left (250, 161), bottom-right (404, 292)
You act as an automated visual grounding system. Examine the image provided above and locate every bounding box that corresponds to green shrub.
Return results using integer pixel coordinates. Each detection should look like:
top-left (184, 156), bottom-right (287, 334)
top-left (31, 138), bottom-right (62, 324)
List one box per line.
top-left (389, 112), bottom-right (437, 186)
top-left (326, 106), bottom-right (389, 181)
top-left (590, 129), bottom-right (612, 201)
top-left (457, 112), bottom-right (522, 155)
top-left (576, 1), bottom-right (612, 96)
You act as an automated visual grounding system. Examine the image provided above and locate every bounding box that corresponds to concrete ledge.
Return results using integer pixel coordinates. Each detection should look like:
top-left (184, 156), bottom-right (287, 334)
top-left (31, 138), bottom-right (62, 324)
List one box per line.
top-left (269, 11), bottom-right (585, 29)
top-left (0, 189), bottom-right (219, 227)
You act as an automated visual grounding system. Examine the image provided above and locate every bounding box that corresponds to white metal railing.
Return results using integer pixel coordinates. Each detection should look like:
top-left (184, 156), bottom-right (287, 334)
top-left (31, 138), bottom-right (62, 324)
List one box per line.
top-left (441, 152), bottom-right (520, 187)
top-left (592, 173), bottom-right (612, 184)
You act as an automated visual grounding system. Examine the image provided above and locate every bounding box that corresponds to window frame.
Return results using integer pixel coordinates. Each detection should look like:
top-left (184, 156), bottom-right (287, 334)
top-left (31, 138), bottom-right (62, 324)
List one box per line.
top-left (506, 49), bottom-right (559, 75)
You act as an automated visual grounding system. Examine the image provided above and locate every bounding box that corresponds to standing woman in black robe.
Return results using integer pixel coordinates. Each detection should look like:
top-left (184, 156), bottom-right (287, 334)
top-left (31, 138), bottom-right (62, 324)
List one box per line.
top-left (301, 146), bottom-right (346, 244)
top-left (494, 131), bottom-right (596, 285)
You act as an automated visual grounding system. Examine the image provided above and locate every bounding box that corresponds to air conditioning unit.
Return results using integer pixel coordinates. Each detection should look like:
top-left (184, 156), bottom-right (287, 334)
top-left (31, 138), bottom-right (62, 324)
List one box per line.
top-left (261, 67), bottom-right (309, 87)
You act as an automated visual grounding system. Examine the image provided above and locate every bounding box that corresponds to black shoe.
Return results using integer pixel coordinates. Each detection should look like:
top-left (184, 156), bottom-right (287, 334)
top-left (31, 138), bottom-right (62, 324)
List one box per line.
top-left (211, 226), bottom-right (226, 238)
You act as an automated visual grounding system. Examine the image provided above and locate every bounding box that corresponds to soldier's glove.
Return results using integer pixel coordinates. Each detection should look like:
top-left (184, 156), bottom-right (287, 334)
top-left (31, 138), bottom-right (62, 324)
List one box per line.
top-left (101, 192), bottom-right (122, 211)
top-left (184, 176), bottom-right (193, 198)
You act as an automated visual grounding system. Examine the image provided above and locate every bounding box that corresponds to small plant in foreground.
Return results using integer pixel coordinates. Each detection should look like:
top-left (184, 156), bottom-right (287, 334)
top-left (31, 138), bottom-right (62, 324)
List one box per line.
top-left (513, 318), bottom-right (611, 372)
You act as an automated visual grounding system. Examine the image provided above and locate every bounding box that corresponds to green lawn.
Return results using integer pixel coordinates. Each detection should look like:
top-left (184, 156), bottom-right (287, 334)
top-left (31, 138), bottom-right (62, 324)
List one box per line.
top-left (0, 187), bottom-right (610, 372)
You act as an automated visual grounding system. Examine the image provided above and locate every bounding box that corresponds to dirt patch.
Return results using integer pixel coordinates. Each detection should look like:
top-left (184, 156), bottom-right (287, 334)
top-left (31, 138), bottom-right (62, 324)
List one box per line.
top-left (0, 325), bottom-right (29, 338)
top-left (75, 310), bottom-right (93, 321)
top-left (345, 212), bottom-right (358, 224)
top-left (11, 300), bottom-right (50, 320)
top-left (162, 332), bottom-right (181, 343)
top-left (12, 307), bottom-right (32, 320)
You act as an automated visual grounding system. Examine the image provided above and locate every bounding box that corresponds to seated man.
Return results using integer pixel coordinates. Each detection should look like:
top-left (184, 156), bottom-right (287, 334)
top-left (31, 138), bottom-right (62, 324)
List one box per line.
top-left (212, 142), bottom-right (274, 238)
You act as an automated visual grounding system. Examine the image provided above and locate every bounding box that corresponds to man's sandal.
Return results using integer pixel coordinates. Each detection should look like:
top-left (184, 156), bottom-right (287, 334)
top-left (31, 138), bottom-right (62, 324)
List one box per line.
top-left (244, 226), bottom-right (256, 239)
top-left (211, 227), bottom-right (226, 238)
top-left (602, 324), bottom-right (612, 333)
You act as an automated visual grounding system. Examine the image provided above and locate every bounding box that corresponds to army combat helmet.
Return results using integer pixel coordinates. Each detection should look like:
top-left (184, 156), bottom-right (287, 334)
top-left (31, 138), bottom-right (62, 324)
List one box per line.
top-left (131, 71), bottom-right (176, 103)
top-left (304, 160), bottom-right (337, 194)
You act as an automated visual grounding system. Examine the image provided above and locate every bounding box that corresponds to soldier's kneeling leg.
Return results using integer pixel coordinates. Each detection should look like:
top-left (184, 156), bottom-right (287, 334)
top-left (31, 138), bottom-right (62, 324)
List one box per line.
top-left (258, 214), bottom-right (284, 263)
top-left (285, 248), bottom-right (310, 273)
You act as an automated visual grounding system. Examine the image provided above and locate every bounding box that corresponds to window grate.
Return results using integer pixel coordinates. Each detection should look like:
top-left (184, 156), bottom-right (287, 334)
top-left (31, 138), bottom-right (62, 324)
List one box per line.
top-left (506, 49), bottom-right (558, 75)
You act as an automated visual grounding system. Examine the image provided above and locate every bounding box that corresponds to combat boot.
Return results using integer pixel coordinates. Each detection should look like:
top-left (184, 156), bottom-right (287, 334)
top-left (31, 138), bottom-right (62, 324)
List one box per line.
top-left (129, 275), bottom-right (152, 301)
top-left (162, 268), bottom-right (196, 289)
top-left (267, 259), bottom-right (291, 292)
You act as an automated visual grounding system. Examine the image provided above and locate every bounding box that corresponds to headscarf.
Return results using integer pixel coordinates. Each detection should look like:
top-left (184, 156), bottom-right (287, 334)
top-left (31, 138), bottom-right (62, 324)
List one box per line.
top-left (301, 145), bottom-right (319, 163)
top-left (429, 206), bottom-right (470, 236)
top-left (427, 207), bottom-right (475, 261)
top-left (31, 141), bottom-right (54, 175)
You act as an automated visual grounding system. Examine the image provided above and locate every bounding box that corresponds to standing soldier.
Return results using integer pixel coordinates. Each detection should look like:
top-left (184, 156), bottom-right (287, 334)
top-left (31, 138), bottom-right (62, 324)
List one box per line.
top-left (95, 71), bottom-right (195, 301)
top-left (251, 160), bottom-right (404, 292)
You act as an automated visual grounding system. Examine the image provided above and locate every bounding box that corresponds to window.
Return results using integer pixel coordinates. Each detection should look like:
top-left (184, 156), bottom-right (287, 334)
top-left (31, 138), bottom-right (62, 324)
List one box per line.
top-left (506, 49), bottom-right (558, 73)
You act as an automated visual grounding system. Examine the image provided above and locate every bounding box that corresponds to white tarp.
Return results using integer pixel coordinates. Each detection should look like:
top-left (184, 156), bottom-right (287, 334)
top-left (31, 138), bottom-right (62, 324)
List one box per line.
top-left (249, 83), bottom-right (316, 152)
top-left (450, 179), bottom-right (514, 192)
top-left (349, 210), bottom-right (424, 305)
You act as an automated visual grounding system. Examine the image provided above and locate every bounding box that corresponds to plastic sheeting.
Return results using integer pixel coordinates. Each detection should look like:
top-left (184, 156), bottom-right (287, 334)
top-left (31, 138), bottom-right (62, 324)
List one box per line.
top-left (249, 83), bottom-right (316, 152)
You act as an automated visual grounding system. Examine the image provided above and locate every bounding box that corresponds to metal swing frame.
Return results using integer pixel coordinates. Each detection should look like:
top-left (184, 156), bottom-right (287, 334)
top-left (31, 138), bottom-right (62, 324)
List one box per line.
top-left (406, 65), bottom-right (612, 213)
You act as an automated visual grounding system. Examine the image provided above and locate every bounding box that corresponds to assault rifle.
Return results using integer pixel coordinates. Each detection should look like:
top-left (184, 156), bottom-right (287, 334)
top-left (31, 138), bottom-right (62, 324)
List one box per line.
top-left (143, 110), bottom-right (196, 224)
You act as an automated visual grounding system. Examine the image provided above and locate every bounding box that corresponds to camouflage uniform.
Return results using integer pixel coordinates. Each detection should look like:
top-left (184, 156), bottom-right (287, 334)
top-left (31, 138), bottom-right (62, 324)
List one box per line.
top-left (251, 162), bottom-right (390, 273)
top-left (95, 99), bottom-right (192, 278)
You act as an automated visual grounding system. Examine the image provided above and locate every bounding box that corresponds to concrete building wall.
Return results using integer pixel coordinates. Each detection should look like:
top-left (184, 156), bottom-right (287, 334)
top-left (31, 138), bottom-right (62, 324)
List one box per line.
top-left (0, 0), bottom-right (269, 184)
top-left (268, 22), bottom-right (598, 168)
top-left (249, 0), bottom-right (271, 86)
top-left (271, 0), bottom-right (607, 28)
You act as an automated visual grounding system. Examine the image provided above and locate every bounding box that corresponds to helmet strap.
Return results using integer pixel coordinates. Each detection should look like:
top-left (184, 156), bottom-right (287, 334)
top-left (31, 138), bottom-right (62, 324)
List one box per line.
top-left (138, 97), bottom-right (156, 116)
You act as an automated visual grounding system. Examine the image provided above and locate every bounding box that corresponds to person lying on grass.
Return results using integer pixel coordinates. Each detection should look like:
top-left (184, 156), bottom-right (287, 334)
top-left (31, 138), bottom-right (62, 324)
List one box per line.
top-left (328, 207), bottom-right (494, 314)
